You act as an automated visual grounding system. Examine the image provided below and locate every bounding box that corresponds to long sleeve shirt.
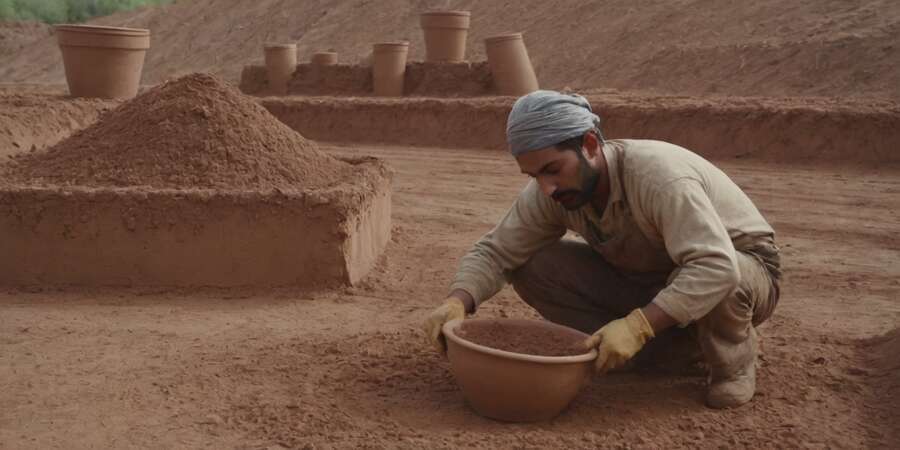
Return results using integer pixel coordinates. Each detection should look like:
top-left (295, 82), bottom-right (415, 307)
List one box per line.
top-left (449, 139), bottom-right (776, 326)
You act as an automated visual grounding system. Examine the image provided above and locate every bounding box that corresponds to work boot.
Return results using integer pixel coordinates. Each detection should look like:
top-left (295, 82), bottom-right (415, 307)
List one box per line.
top-left (705, 327), bottom-right (759, 409)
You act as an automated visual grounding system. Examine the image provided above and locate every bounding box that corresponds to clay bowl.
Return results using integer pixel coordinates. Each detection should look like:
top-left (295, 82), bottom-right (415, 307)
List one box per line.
top-left (442, 318), bottom-right (597, 422)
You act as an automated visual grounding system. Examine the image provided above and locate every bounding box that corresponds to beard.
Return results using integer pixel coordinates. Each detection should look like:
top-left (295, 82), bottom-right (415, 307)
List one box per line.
top-left (551, 154), bottom-right (599, 211)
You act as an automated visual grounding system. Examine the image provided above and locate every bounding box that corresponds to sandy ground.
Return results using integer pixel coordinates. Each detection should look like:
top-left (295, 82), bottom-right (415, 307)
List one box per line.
top-left (2, 144), bottom-right (897, 449)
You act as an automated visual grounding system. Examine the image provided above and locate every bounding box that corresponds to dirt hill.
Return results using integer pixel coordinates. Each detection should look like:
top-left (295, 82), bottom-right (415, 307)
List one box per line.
top-left (1, 0), bottom-right (899, 99)
top-left (5, 73), bottom-right (357, 191)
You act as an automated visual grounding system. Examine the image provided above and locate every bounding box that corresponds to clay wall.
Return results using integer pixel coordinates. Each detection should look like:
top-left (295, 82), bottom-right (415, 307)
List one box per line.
top-left (260, 95), bottom-right (900, 164)
top-left (240, 62), bottom-right (494, 97)
top-left (0, 159), bottom-right (392, 288)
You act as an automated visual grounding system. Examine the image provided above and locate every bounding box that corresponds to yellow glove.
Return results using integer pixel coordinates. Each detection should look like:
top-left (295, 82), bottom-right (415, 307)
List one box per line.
top-left (584, 308), bottom-right (655, 374)
top-left (422, 297), bottom-right (467, 354)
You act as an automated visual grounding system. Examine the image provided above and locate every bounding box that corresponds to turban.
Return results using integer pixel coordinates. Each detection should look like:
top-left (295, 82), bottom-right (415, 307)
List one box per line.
top-left (506, 90), bottom-right (601, 156)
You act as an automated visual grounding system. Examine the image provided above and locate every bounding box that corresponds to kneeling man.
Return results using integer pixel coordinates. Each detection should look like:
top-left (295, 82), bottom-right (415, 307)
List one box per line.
top-left (424, 90), bottom-right (781, 408)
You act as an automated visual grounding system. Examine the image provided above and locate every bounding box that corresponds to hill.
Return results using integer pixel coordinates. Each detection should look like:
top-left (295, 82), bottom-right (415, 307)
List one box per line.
top-left (1, 0), bottom-right (898, 99)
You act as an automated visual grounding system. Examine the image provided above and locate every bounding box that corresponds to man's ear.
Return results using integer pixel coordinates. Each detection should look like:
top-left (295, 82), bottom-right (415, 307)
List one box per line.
top-left (582, 130), bottom-right (601, 159)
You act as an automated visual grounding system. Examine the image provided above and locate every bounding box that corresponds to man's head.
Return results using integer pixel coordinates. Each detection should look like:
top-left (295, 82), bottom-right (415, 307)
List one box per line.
top-left (507, 90), bottom-right (605, 210)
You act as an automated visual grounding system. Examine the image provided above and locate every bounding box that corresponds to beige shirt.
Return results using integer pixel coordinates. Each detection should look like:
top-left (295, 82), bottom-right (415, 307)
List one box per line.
top-left (450, 139), bottom-right (776, 325)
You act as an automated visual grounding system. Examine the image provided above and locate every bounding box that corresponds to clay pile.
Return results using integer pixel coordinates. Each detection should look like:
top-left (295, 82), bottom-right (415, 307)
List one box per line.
top-left (5, 73), bottom-right (357, 191)
top-left (457, 320), bottom-right (587, 357)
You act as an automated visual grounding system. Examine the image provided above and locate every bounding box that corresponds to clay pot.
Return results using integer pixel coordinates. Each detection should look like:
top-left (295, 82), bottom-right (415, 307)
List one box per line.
top-left (372, 42), bottom-right (409, 97)
top-left (442, 318), bottom-right (596, 422)
top-left (420, 11), bottom-right (470, 62)
top-left (264, 43), bottom-right (297, 95)
top-left (484, 33), bottom-right (539, 96)
top-left (311, 51), bottom-right (338, 66)
top-left (54, 24), bottom-right (150, 99)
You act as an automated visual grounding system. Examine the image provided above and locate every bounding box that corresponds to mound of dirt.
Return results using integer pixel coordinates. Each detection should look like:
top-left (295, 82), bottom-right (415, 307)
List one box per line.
top-left (864, 328), bottom-right (900, 442)
top-left (2, 1), bottom-right (900, 99)
top-left (4, 73), bottom-right (357, 191)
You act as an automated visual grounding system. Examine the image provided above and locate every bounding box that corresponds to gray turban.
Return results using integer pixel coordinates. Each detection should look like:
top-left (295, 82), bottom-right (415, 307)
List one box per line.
top-left (506, 90), bottom-right (601, 156)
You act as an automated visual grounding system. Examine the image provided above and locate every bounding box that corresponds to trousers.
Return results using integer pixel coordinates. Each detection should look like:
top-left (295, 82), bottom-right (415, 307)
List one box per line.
top-left (510, 239), bottom-right (780, 375)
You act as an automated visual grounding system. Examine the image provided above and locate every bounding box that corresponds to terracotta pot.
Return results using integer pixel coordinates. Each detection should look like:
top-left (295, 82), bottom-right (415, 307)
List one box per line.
top-left (264, 43), bottom-right (297, 95)
top-left (372, 42), bottom-right (409, 97)
top-left (484, 32), bottom-right (539, 96)
top-left (54, 24), bottom-right (150, 99)
top-left (311, 51), bottom-right (338, 66)
top-left (442, 318), bottom-right (596, 422)
top-left (420, 11), bottom-right (470, 62)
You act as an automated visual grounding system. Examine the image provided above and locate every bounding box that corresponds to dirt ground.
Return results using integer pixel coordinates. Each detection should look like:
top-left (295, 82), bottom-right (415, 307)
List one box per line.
top-left (1, 143), bottom-right (897, 448)
top-left (1, 1), bottom-right (898, 446)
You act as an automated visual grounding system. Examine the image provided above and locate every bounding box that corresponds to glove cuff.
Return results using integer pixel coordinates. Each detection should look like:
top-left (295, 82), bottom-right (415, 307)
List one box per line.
top-left (625, 308), bottom-right (655, 342)
top-left (445, 297), bottom-right (467, 317)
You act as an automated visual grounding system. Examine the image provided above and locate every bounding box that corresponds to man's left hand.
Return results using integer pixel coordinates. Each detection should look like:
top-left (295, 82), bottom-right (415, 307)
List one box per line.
top-left (584, 308), bottom-right (656, 374)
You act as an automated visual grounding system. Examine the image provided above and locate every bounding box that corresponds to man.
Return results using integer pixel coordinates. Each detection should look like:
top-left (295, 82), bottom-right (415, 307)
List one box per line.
top-left (423, 90), bottom-right (781, 409)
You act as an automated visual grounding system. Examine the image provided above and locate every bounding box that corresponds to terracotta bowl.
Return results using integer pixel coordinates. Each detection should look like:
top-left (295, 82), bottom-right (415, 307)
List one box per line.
top-left (442, 318), bottom-right (597, 422)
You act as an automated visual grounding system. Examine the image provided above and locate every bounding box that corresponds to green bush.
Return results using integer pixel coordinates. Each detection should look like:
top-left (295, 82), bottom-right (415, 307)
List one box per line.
top-left (0, 0), bottom-right (172, 23)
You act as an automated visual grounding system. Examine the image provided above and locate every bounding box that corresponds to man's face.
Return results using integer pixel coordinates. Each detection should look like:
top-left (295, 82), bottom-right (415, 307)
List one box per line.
top-left (516, 145), bottom-right (599, 210)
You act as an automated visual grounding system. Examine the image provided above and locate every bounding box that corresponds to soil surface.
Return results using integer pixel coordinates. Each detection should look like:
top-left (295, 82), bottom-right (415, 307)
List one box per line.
top-left (0, 94), bottom-right (117, 160)
top-left (2, 0), bottom-right (900, 99)
top-left (3, 74), bottom-right (357, 191)
top-left (1, 143), bottom-right (898, 448)
top-left (456, 320), bottom-right (588, 357)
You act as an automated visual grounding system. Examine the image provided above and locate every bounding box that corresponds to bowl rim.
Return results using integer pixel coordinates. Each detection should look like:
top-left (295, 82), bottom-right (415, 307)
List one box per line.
top-left (443, 318), bottom-right (598, 364)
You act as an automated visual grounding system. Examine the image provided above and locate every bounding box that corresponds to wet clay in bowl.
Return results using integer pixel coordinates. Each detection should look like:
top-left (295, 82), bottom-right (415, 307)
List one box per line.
top-left (442, 318), bottom-right (597, 422)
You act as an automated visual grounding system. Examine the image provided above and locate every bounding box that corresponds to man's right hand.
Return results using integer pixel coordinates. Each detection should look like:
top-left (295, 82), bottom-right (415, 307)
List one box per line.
top-left (422, 296), bottom-right (467, 354)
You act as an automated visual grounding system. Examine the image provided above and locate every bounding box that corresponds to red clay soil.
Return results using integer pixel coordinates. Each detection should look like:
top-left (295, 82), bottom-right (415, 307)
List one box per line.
top-left (457, 320), bottom-right (588, 357)
top-left (0, 94), bottom-right (117, 160)
top-left (2, 0), bottom-right (899, 100)
top-left (1, 145), bottom-right (898, 448)
top-left (4, 73), bottom-right (357, 191)
top-left (261, 93), bottom-right (900, 165)
top-left (862, 327), bottom-right (900, 444)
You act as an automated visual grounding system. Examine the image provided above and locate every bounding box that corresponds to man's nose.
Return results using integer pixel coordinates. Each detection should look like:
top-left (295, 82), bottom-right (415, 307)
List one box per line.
top-left (538, 177), bottom-right (556, 197)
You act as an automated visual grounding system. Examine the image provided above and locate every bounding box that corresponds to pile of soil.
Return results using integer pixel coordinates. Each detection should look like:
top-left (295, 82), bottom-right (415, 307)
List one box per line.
top-left (864, 327), bottom-right (900, 442)
top-left (4, 73), bottom-right (357, 191)
top-left (457, 320), bottom-right (588, 357)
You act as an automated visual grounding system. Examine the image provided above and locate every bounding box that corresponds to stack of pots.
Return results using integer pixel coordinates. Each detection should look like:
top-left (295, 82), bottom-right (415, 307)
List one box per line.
top-left (484, 33), bottom-right (539, 96)
top-left (420, 11), bottom-right (470, 62)
top-left (264, 43), bottom-right (297, 95)
top-left (54, 24), bottom-right (150, 99)
top-left (372, 42), bottom-right (409, 97)
top-left (311, 51), bottom-right (338, 66)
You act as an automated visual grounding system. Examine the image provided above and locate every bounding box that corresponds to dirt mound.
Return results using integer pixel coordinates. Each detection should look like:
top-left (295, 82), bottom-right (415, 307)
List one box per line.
top-left (4, 73), bottom-right (357, 191)
top-left (863, 328), bottom-right (900, 442)
top-left (0, 94), bottom-right (117, 160)
top-left (2, 0), bottom-right (899, 99)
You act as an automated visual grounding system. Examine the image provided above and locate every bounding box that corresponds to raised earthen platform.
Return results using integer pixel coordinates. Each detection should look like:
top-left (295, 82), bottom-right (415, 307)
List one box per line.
top-left (260, 94), bottom-right (900, 165)
top-left (0, 157), bottom-right (392, 288)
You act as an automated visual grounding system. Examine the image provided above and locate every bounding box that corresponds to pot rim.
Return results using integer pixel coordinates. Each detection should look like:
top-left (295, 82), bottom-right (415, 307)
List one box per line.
top-left (373, 42), bottom-right (410, 52)
top-left (443, 318), bottom-right (598, 364)
top-left (421, 10), bottom-right (471, 17)
top-left (264, 43), bottom-right (297, 49)
top-left (54, 24), bottom-right (149, 36)
top-left (484, 32), bottom-right (523, 44)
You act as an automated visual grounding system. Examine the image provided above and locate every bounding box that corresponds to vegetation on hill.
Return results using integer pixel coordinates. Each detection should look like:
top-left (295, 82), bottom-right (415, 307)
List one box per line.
top-left (0, 0), bottom-right (170, 23)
